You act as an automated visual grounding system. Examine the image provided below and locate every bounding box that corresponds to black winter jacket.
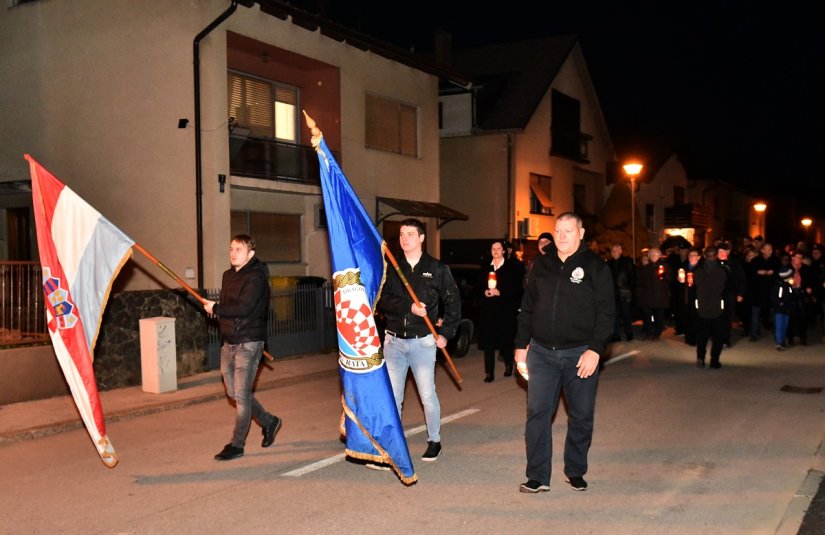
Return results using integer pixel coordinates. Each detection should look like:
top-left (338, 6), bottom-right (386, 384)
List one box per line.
top-left (214, 256), bottom-right (270, 344)
top-left (378, 252), bottom-right (460, 340)
top-left (514, 243), bottom-right (615, 356)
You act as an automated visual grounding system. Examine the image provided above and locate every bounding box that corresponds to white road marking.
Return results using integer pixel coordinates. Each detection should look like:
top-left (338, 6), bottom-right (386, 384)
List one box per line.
top-left (281, 408), bottom-right (480, 477)
top-left (604, 350), bottom-right (640, 366)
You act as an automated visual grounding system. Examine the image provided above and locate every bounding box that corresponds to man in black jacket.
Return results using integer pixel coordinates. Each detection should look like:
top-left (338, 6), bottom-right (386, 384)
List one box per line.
top-left (693, 246), bottom-right (728, 369)
top-left (204, 234), bottom-right (281, 461)
top-left (514, 212), bottom-right (614, 494)
top-left (377, 218), bottom-right (460, 462)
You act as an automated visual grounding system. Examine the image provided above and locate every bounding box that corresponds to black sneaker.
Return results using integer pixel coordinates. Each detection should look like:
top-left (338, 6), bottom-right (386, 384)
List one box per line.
top-left (214, 443), bottom-right (244, 461)
top-left (566, 476), bottom-right (588, 491)
top-left (421, 441), bottom-right (441, 461)
top-left (261, 416), bottom-right (282, 448)
top-left (519, 480), bottom-right (550, 493)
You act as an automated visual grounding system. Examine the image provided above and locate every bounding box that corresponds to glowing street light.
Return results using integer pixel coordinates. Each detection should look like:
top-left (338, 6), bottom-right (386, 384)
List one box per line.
top-left (623, 162), bottom-right (643, 258)
top-left (802, 217), bottom-right (813, 243)
top-left (753, 202), bottom-right (767, 238)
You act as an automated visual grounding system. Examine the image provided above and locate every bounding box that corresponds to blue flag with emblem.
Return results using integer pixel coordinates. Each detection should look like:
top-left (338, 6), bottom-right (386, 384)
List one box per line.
top-left (310, 119), bottom-right (416, 484)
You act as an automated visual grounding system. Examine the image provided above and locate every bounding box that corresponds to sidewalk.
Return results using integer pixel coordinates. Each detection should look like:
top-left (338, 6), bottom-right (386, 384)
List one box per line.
top-left (0, 350), bottom-right (339, 446)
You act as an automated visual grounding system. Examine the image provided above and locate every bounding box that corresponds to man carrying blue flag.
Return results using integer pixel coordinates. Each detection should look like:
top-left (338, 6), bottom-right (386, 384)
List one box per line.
top-left (377, 218), bottom-right (461, 462)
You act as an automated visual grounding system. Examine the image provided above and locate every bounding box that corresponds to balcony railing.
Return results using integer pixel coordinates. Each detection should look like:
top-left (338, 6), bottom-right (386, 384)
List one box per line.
top-left (230, 134), bottom-right (341, 185)
top-left (0, 262), bottom-right (48, 346)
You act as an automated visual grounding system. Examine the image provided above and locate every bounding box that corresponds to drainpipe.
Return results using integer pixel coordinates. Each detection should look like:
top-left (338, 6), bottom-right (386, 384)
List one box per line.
top-left (192, 0), bottom-right (255, 288)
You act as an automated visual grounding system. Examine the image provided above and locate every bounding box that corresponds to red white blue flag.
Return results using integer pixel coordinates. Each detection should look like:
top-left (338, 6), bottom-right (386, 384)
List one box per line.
top-left (27, 154), bottom-right (134, 468)
top-left (312, 133), bottom-right (416, 484)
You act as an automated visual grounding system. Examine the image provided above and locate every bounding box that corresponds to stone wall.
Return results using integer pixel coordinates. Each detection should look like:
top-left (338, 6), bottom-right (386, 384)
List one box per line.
top-left (94, 289), bottom-right (209, 391)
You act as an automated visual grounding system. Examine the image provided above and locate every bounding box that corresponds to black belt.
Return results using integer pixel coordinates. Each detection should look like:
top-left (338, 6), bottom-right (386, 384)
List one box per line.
top-left (385, 329), bottom-right (427, 340)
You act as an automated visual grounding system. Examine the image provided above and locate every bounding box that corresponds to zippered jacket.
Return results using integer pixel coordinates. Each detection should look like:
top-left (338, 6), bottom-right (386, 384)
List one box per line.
top-left (378, 252), bottom-right (460, 340)
top-left (214, 256), bottom-right (270, 344)
top-left (514, 243), bottom-right (615, 356)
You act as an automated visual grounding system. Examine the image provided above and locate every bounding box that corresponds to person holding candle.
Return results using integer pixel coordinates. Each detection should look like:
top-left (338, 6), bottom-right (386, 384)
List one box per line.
top-left (478, 240), bottom-right (524, 382)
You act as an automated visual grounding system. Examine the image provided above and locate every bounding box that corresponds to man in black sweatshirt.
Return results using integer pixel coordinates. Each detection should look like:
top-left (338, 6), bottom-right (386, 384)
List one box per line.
top-left (514, 212), bottom-right (614, 494)
top-left (204, 234), bottom-right (281, 461)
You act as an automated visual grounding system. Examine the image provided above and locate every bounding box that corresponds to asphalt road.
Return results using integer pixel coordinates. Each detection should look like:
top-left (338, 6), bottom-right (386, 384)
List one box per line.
top-left (1, 330), bottom-right (824, 534)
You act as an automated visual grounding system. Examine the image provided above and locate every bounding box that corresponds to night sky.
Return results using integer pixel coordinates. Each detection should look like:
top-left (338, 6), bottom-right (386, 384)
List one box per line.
top-left (288, 1), bottom-right (824, 216)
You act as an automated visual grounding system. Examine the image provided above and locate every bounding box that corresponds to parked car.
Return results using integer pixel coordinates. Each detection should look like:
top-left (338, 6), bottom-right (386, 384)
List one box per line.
top-left (443, 263), bottom-right (482, 357)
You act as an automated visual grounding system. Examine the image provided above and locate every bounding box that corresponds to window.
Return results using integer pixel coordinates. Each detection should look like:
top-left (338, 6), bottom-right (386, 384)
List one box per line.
top-left (673, 186), bottom-right (685, 205)
top-left (529, 173), bottom-right (553, 215)
top-left (645, 204), bottom-right (655, 230)
top-left (573, 184), bottom-right (587, 213)
top-left (227, 71), bottom-right (298, 142)
top-left (365, 93), bottom-right (418, 156)
top-left (231, 210), bottom-right (301, 263)
top-left (551, 90), bottom-right (586, 161)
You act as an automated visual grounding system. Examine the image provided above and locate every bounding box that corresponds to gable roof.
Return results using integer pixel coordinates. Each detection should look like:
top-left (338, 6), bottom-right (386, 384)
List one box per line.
top-left (448, 35), bottom-right (579, 131)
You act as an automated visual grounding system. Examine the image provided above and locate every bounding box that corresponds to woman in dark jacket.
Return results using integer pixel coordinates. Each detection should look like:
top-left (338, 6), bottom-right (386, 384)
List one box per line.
top-left (477, 240), bottom-right (524, 381)
top-left (635, 247), bottom-right (672, 341)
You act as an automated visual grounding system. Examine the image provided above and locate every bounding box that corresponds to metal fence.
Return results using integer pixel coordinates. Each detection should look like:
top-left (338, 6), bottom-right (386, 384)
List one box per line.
top-left (0, 261), bottom-right (48, 346)
top-left (205, 281), bottom-right (337, 369)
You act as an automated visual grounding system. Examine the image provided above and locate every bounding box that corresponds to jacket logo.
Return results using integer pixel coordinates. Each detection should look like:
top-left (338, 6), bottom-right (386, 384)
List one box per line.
top-left (422, 271), bottom-right (434, 278)
top-left (570, 267), bottom-right (585, 284)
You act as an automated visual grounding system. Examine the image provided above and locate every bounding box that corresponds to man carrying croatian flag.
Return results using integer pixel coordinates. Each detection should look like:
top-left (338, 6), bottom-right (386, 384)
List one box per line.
top-left (304, 112), bottom-right (417, 484)
top-left (26, 154), bottom-right (134, 468)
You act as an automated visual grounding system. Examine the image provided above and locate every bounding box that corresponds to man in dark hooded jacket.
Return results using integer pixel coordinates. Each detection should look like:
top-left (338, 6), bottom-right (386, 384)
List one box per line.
top-left (204, 234), bottom-right (281, 461)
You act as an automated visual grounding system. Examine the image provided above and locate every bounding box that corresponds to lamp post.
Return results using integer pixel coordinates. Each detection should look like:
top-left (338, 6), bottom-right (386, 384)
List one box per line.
top-left (802, 217), bottom-right (813, 244)
top-left (753, 202), bottom-right (767, 239)
top-left (623, 162), bottom-right (644, 259)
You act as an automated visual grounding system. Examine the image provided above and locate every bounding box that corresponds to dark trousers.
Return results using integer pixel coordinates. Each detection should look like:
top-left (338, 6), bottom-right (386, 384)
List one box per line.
top-left (787, 299), bottom-right (809, 344)
top-left (484, 348), bottom-right (513, 376)
top-left (525, 343), bottom-right (597, 485)
top-left (613, 296), bottom-right (634, 340)
top-left (696, 315), bottom-right (726, 365)
top-left (642, 307), bottom-right (666, 339)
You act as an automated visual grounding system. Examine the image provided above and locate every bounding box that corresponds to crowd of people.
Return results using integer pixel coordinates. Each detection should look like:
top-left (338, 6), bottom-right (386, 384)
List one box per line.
top-left (601, 235), bottom-right (825, 356)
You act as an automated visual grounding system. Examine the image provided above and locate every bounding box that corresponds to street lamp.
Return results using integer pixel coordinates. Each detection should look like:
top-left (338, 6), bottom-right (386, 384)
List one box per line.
top-left (753, 202), bottom-right (767, 238)
top-left (802, 217), bottom-right (813, 243)
top-left (623, 162), bottom-right (644, 258)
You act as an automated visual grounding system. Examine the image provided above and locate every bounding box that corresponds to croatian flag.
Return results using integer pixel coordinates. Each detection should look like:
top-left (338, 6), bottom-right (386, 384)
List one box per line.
top-left (313, 135), bottom-right (417, 484)
top-left (27, 155), bottom-right (134, 468)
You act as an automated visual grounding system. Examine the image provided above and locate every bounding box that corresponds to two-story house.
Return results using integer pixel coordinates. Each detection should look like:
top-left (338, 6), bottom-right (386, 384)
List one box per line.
top-left (436, 35), bottom-right (616, 264)
top-left (0, 0), bottom-right (471, 403)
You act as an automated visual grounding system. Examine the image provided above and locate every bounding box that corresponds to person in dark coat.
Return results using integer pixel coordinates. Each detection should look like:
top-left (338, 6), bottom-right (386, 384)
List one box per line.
top-left (749, 242), bottom-right (780, 340)
top-left (635, 247), bottom-right (672, 341)
top-left (693, 246), bottom-right (728, 369)
top-left (675, 248), bottom-right (702, 345)
top-left (478, 240), bottom-right (525, 381)
top-left (607, 243), bottom-right (635, 341)
top-left (203, 234), bottom-right (282, 461)
top-left (771, 266), bottom-right (796, 350)
top-left (717, 241), bottom-right (747, 347)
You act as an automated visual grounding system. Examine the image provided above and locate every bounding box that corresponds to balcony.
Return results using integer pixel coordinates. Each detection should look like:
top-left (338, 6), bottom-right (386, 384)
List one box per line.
top-left (230, 134), bottom-right (339, 185)
top-left (664, 203), bottom-right (713, 229)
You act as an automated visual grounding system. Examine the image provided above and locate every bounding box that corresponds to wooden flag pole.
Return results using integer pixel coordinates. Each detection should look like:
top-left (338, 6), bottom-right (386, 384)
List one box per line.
top-left (384, 246), bottom-right (462, 384)
top-left (132, 242), bottom-right (274, 361)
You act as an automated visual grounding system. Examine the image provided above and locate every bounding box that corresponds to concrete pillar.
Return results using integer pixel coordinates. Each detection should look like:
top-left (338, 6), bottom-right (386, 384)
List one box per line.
top-left (139, 317), bottom-right (177, 394)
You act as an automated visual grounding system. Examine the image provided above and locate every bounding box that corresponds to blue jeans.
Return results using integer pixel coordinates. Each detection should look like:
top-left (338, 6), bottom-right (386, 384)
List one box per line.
top-left (525, 343), bottom-right (597, 485)
top-left (383, 334), bottom-right (440, 443)
top-left (774, 313), bottom-right (789, 346)
top-left (220, 341), bottom-right (274, 448)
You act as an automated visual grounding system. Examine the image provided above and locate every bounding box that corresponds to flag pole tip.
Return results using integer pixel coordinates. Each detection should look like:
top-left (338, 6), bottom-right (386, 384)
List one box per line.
top-left (302, 110), bottom-right (321, 138)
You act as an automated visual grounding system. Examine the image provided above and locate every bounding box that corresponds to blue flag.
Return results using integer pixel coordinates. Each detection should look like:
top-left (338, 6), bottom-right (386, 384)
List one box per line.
top-left (314, 135), bottom-right (416, 484)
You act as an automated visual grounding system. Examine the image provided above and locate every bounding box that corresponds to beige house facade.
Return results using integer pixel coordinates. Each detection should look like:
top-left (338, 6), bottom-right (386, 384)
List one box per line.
top-left (0, 0), bottom-right (455, 290)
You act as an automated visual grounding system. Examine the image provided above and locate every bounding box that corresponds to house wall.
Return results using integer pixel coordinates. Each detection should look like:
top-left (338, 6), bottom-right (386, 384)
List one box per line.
top-left (637, 154), bottom-right (689, 246)
top-left (0, 0), bottom-right (442, 287)
top-left (440, 134), bottom-right (510, 241)
top-left (514, 46), bottom-right (614, 238)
